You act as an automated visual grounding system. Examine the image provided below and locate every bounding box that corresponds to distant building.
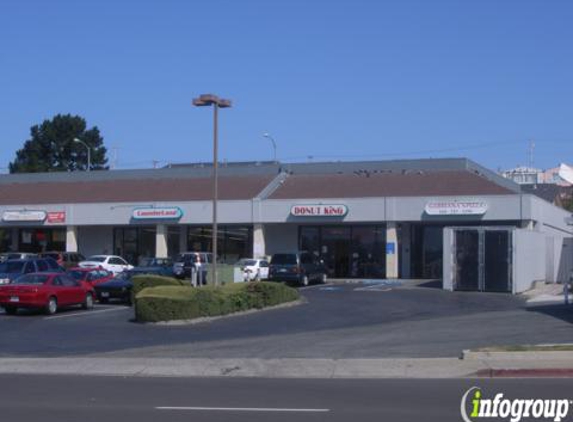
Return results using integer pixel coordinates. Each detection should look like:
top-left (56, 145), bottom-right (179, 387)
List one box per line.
top-left (502, 163), bottom-right (573, 186)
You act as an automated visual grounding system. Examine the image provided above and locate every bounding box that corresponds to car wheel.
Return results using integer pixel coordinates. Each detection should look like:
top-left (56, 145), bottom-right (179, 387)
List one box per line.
top-left (99, 297), bottom-right (109, 304)
top-left (4, 306), bottom-right (17, 315)
top-left (320, 273), bottom-right (327, 284)
top-left (82, 293), bottom-right (94, 310)
top-left (301, 275), bottom-right (309, 287)
top-left (46, 297), bottom-right (58, 315)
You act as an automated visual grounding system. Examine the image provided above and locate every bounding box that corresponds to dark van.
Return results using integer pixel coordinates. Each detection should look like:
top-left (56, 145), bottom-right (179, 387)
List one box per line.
top-left (269, 252), bottom-right (327, 286)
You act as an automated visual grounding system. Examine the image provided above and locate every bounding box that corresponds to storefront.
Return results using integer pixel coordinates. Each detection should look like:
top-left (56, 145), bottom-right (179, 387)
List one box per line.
top-left (0, 158), bottom-right (570, 292)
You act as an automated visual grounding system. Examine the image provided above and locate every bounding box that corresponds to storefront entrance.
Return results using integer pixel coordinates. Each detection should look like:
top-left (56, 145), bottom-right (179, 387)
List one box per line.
top-left (299, 225), bottom-right (386, 278)
top-left (453, 228), bottom-right (512, 292)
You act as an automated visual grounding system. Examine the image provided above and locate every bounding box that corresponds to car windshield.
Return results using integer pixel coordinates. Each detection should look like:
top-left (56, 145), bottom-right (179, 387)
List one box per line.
top-left (68, 270), bottom-right (87, 280)
top-left (113, 272), bottom-right (131, 281)
top-left (12, 274), bottom-right (49, 285)
top-left (237, 259), bottom-right (257, 266)
top-left (271, 254), bottom-right (297, 265)
top-left (86, 256), bottom-right (106, 263)
top-left (0, 261), bottom-right (25, 273)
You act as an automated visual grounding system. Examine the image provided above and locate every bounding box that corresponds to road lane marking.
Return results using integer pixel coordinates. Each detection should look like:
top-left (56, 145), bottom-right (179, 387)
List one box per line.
top-left (156, 406), bottom-right (330, 413)
top-left (43, 306), bottom-right (129, 320)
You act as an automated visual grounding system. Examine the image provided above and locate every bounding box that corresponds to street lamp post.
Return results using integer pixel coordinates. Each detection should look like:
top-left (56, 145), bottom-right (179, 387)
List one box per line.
top-left (263, 132), bottom-right (277, 163)
top-left (73, 138), bottom-right (91, 171)
top-left (192, 94), bottom-right (232, 286)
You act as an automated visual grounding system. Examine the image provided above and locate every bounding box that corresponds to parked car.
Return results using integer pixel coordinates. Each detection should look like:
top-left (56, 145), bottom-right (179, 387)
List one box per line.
top-left (130, 257), bottom-right (174, 277)
top-left (94, 272), bottom-right (133, 305)
top-left (0, 252), bottom-right (38, 262)
top-left (78, 255), bottom-right (133, 275)
top-left (236, 258), bottom-right (270, 281)
top-left (173, 252), bottom-right (212, 285)
top-left (0, 272), bottom-right (95, 315)
top-left (40, 251), bottom-right (85, 270)
top-left (0, 258), bottom-right (63, 285)
top-left (269, 252), bottom-right (327, 286)
top-left (67, 267), bottom-right (114, 287)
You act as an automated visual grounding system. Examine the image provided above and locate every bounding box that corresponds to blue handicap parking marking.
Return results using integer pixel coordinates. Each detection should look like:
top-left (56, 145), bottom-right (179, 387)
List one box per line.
top-left (319, 286), bottom-right (343, 291)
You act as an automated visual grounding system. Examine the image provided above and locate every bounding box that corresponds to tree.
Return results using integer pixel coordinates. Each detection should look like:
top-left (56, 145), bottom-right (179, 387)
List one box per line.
top-left (9, 114), bottom-right (109, 173)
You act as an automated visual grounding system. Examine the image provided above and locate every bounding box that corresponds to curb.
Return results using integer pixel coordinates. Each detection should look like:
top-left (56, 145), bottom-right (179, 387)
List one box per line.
top-left (476, 368), bottom-right (573, 378)
top-left (462, 350), bottom-right (573, 361)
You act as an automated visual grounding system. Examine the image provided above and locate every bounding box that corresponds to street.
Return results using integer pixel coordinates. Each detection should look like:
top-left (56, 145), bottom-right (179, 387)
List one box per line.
top-left (1, 283), bottom-right (572, 359)
top-left (3, 374), bottom-right (573, 422)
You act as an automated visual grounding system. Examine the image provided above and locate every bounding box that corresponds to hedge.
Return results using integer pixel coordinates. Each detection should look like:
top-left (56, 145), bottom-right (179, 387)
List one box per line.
top-left (131, 274), bottom-right (186, 297)
top-left (135, 282), bottom-right (300, 323)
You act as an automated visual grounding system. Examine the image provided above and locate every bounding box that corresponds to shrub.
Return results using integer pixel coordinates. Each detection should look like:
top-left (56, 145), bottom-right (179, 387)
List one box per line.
top-left (131, 274), bottom-right (186, 297)
top-left (135, 282), bottom-right (299, 323)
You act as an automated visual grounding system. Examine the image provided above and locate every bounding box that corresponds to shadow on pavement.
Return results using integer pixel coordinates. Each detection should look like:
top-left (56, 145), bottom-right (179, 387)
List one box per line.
top-left (527, 303), bottom-right (573, 324)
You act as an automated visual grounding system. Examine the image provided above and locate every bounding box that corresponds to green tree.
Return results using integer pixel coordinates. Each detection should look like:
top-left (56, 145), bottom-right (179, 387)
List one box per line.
top-left (9, 114), bottom-right (108, 173)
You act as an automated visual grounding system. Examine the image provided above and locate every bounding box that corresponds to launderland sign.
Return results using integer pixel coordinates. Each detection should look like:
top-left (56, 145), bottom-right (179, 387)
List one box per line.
top-left (290, 204), bottom-right (348, 217)
top-left (425, 199), bottom-right (488, 216)
top-left (132, 207), bottom-right (183, 220)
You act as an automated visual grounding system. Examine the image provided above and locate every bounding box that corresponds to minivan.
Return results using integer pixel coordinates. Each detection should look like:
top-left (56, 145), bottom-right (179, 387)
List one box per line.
top-left (269, 252), bottom-right (327, 286)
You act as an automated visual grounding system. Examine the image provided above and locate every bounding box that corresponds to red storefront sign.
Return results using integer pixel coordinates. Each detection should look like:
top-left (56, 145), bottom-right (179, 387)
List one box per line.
top-left (46, 211), bottom-right (66, 224)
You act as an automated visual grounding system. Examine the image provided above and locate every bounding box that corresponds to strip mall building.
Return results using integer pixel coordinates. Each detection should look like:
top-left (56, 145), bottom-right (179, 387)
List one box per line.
top-left (0, 158), bottom-right (571, 293)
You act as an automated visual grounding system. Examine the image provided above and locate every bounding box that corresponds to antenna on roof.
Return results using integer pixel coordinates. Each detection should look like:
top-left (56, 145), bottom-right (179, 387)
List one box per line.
top-left (528, 140), bottom-right (535, 168)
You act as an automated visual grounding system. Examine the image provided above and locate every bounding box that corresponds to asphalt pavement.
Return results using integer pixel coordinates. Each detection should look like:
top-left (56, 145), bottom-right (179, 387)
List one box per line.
top-left (1, 283), bottom-right (573, 359)
top-left (3, 374), bottom-right (573, 422)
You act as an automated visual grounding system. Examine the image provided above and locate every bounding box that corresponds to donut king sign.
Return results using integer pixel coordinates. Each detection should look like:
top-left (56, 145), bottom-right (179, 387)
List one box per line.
top-left (132, 207), bottom-right (183, 220)
top-left (425, 199), bottom-right (488, 216)
top-left (290, 204), bottom-right (348, 217)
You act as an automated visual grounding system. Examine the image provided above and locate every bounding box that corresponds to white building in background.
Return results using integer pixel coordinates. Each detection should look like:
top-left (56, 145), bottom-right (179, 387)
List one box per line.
top-left (502, 163), bottom-right (573, 186)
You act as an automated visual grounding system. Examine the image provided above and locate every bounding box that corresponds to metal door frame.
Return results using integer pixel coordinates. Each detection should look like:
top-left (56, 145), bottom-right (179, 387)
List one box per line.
top-left (452, 226), bottom-right (513, 292)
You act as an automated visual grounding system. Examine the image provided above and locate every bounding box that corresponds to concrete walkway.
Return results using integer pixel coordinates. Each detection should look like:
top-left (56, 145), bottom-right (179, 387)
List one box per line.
top-left (2, 354), bottom-right (573, 379)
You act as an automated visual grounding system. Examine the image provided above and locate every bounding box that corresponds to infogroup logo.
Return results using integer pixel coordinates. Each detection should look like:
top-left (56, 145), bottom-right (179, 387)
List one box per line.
top-left (461, 387), bottom-right (571, 422)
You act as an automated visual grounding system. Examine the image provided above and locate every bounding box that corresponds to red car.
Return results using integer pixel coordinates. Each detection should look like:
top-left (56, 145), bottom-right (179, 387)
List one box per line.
top-left (67, 267), bottom-right (114, 287)
top-left (0, 273), bottom-right (95, 315)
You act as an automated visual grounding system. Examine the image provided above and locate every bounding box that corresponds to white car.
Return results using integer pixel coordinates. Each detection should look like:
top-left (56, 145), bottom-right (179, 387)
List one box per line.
top-left (79, 255), bottom-right (133, 275)
top-left (236, 258), bottom-right (270, 281)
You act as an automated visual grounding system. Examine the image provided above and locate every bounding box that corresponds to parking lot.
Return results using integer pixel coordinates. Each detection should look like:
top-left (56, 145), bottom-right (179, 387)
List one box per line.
top-left (1, 282), bottom-right (573, 359)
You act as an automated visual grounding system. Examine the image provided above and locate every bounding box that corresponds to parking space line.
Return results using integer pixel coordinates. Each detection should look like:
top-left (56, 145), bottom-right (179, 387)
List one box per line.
top-left (43, 306), bottom-right (129, 320)
top-left (155, 406), bottom-right (330, 413)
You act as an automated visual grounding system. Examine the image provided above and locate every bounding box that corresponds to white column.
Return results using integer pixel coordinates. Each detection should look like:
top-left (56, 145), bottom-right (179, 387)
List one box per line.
top-left (11, 229), bottom-right (20, 252)
top-left (253, 224), bottom-right (266, 258)
top-left (179, 226), bottom-right (188, 253)
top-left (400, 223), bottom-right (411, 279)
top-left (386, 222), bottom-right (399, 279)
top-left (156, 224), bottom-right (168, 258)
top-left (66, 226), bottom-right (78, 253)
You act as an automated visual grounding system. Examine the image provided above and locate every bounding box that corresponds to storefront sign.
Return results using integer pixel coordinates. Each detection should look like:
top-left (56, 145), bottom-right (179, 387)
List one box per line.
top-left (2, 210), bottom-right (47, 222)
top-left (46, 211), bottom-right (66, 224)
top-left (290, 204), bottom-right (348, 217)
top-left (132, 207), bottom-right (183, 220)
top-left (424, 199), bottom-right (488, 216)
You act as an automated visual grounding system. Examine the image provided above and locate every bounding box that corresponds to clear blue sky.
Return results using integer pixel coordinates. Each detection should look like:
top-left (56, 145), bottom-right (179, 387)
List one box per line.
top-left (1, 0), bottom-right (572, 172)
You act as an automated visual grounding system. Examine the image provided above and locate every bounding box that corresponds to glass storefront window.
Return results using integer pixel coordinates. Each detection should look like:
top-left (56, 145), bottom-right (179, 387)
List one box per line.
top-left (186, 225), bottom-right (253, 264)
top-left (114, 227), bottom-right (156, 265)
top-left (299, 225), bottom-right (386, 279)
top-left (18, 228), bottom-right (66, 253)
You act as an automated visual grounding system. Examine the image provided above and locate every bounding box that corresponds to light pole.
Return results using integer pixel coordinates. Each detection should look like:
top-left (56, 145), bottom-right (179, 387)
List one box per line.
top-left (192, 94), bottom-right (232, 286)
top-left (263, 132), bottom-right (277, 163)
top-left (73, 138), bottom-right (91, 171)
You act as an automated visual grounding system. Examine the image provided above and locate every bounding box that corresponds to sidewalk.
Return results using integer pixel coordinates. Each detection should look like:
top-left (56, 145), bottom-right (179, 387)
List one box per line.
top-left (2, 354), bottom-right (573, 378)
